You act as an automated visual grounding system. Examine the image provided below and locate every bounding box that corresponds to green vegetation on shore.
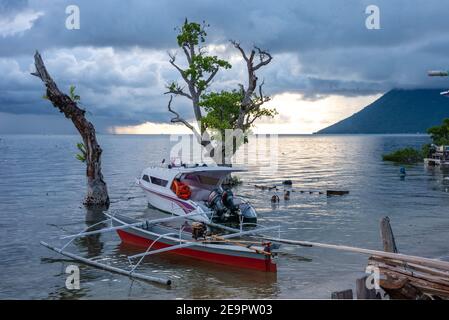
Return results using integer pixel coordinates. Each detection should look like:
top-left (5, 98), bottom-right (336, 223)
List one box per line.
top-left (382, 147), bottom-right (426, 164)
top-left (382, 118), bottom-right (449, 164)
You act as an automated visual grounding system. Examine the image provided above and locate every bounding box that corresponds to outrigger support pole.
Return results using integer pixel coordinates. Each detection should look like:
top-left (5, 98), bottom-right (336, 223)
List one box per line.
top-left (40, 241), bottom-right (171, 286)
top-left (61, 212), bottom-right (201, 239)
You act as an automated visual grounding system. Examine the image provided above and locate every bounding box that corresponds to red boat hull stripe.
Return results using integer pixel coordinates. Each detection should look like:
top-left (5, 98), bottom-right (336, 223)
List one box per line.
top-left (117, 230), bottom-right (277, 273)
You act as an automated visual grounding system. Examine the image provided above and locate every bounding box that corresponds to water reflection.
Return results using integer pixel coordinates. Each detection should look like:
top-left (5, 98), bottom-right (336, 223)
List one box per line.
top-left (73, 207), bottom-right (109, 258)
top-left (425, 166), bottom-right (449, 192)
top-left (44, 206), bottom-right (111, 299)
top-left (117, 243), bottom-right (279, 298)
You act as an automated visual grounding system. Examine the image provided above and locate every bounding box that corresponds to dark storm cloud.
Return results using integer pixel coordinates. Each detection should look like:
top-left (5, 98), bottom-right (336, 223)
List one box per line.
top-left (1, 0), bottom-right (449, 131)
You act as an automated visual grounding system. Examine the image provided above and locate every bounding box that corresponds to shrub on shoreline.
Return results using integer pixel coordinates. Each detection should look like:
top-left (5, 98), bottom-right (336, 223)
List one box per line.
top-left (382, 147), bottom-right (424, 164)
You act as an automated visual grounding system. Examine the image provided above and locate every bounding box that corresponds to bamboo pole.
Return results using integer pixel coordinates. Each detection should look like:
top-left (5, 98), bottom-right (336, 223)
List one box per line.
top-left (263, 237), bottom-right (449, 272)
top-left (40, 241), bottom-right (171, 286)
top-left (61, 212), bottom-right (201, 239)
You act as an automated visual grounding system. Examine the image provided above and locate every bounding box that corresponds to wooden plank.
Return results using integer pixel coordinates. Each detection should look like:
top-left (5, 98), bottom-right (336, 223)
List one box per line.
top-left (326, 190), bottom-right (349, 196)
top-left (369, 256), bottom-right (449, 279)
top-left (371, 261), bottom-right (449, 288)
top-left (331, 289), bottom-right (353, 299)
top-left (378, 268), bottom-right (449, 299)
top-left (356, 276), bottom-right (380, 299)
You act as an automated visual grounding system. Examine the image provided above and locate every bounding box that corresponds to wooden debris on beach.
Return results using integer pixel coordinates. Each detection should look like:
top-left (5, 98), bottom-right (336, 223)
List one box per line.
top-left (331, 289), bottom-right (353, 299)
top-left (326, 190), bottom-right (349, 196)
top-left (253, 184), bottom-right (341, 196)
top-left (254, 184), bottom-right (277, 190)
top-left (368, 216), bottom-right (449, 299)
top-left (368, 256), bottom-right (449, 299)
top-left (356, 275), bottom-right (380, 299)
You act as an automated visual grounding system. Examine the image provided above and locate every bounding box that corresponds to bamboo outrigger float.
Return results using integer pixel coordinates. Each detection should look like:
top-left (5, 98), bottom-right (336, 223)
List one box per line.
top-left (40, 241), bottom-right (172, 286)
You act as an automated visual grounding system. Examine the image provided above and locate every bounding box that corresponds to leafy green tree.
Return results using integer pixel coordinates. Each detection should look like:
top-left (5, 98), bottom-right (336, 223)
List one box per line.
top-left (427, 118), bottom-right (449, 145)
top-left (166, 19), bottom-right (276, 164)
top-left (200, 89), bottom-right (277, 142)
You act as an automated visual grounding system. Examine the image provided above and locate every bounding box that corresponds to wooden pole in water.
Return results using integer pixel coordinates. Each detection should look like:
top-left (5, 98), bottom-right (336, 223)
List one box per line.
top-left (380, 216), bottom-right (398, 253)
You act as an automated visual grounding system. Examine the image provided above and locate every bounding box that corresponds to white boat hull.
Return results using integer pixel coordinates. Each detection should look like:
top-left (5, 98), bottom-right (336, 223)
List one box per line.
top-left (139, 181), bottom-right (210, 223)
top-left (136, 165), bottom-right (258, 224)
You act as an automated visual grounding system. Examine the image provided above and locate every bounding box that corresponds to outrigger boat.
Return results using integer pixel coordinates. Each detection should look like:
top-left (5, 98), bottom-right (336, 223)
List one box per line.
top-left (41, 211), bottom-right (449, 289)
top-left (136, 162), bottom-right (258, 224)
top-left (113, 214), bottom-right (278, 272)
top-left (41, 212), bottom-right (280, 286)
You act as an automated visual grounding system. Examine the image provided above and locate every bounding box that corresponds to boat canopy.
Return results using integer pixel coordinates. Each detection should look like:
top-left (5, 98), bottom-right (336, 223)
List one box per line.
top-left (141, 165), bottom-right (246, 190)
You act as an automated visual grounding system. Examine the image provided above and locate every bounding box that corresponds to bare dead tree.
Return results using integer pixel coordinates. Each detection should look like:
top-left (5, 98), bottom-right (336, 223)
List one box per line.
top-left (231, 41), bottom-right (273, 131)
top-left (31, 51), bottom-right (109, 207)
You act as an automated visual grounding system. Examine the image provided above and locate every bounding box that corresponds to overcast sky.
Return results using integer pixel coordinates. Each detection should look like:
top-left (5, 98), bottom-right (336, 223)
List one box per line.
top-left (1, 0), bottom-right (448, 134)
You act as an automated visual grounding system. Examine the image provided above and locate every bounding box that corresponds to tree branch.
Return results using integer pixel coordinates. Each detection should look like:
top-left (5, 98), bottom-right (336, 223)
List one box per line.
top-left (258, 79), bottom-right (265, 100)
top-left (165, 85), bottom-right (192, 100)
top-left (168, 52), bottom-right (191, 84)
top-left (182, 45), bottom-right (191, 64)
top-left (253, 46), bottom-right (272, 71)
top-left (167, 95), bottom-right (201, 140)
top-left (204, 68), bottom-right (219, 87)
top-left (231, 43), bottom-right (274, 130)
top-left (230, 40), bottom-right (249, 62)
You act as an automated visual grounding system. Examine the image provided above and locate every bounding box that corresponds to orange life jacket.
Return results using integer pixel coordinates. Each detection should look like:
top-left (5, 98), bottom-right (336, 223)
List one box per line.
top-left (171, 180), bottom-right (191, 200)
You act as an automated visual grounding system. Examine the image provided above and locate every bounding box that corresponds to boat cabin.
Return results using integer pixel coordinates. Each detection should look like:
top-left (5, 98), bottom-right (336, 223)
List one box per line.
top-left (140, 165), bottom-right (245, 202)
top-left (426, 145), bottom-right (449, 161)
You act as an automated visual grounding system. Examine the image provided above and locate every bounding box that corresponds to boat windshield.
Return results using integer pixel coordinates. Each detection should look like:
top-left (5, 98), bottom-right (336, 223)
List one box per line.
top-left (179, 173), bottom-right (223, 201)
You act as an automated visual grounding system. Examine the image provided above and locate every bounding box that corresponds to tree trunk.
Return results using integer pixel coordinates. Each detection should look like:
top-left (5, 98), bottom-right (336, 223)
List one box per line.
top-left (31, 51), bottom-right (109, 207)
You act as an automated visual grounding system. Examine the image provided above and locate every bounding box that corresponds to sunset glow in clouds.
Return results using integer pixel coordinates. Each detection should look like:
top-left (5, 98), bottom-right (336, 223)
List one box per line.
top-left (111, 93), bottom-right (381, 134)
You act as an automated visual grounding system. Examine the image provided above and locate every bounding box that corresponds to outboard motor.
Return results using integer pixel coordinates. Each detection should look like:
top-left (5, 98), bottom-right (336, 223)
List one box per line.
top-left (239, 203), bottom-right (257, 224)
top-left (221, 189), bottom-right (239, 213)
top-left (207, 189), bottom-right (227, 218)
top-left (207, 188), bottom-right (258, 223)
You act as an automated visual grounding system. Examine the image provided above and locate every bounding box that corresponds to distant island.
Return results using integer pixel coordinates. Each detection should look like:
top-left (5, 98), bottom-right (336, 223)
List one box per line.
top-left (316, 89), bottom-right (449, 134)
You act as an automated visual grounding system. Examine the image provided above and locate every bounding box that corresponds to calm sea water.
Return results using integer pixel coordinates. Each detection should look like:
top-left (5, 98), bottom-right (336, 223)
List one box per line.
top-left (1, 134), bottom-right (449, 299)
